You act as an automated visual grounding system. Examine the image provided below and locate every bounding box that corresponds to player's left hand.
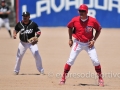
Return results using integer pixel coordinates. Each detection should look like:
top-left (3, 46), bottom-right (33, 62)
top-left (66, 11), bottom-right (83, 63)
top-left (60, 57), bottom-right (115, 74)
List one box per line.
top-left (88, 40), bottom-right (95, 48)
top-left (28, 37), bottom-right (38, 45)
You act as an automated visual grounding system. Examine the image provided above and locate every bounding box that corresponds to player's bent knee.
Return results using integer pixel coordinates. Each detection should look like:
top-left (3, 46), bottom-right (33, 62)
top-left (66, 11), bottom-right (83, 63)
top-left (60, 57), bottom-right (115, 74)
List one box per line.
top-left (33, 51), bottom-right (39, 56)
top-left (66, 57), bottom-right (76, 66)
top-left (67, 61), bottom-right (74, 66)
top-left (92, 61), bottom-right (100, 66)
top-left (66, 62), bottom-right (73, 66)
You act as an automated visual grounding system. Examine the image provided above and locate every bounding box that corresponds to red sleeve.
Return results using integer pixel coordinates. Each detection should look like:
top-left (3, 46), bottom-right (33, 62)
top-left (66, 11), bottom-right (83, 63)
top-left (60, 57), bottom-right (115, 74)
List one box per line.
top-left (67, 18), bottom-right (74, 28)
top-left (93, 19), bottom-right (102, 31)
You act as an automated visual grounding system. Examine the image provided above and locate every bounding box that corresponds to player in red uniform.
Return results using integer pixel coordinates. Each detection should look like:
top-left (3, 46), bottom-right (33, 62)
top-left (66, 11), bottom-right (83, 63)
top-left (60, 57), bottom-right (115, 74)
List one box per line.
top-left (59, 4), bottom-right (104, 86)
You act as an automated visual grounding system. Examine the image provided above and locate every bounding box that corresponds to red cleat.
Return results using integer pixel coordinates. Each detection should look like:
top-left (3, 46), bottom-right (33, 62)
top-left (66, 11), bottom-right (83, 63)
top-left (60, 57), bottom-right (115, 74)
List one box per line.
top-left (98, 78), bottom-right (104, 87)
top-left (59, 79), bottom-right (66, 85)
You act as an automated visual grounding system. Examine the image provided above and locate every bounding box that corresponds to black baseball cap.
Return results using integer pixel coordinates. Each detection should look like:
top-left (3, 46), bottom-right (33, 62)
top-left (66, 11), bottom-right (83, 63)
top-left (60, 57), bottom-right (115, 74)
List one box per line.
top-left (1, 0), bottom-right (5, 2)
top-left (22, 12), bottom-right (30, 16)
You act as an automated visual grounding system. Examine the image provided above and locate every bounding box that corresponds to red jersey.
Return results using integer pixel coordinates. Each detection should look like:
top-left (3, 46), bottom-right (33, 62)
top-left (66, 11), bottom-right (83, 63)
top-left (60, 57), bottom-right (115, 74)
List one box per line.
top-left (67, 16), bottom-right (101, 42)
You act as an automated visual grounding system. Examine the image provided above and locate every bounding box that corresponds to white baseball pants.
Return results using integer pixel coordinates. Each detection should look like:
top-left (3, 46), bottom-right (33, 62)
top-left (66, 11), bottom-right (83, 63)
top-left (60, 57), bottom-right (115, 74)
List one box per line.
top-left (67, 39), bottom-right (100, 66)
top-left (14, 41), bottom-right (44, 73)
top-left (0, 18), bottom-right (11, 30)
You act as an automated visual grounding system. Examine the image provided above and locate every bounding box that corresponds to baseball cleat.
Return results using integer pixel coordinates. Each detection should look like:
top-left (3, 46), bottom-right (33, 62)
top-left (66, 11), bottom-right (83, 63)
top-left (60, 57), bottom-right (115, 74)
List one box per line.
top-left (40, 69), bottom-right (45, 75)
top-left (14, 71), bottom-right (19, 75)
top-left (98, 78), bottom-right (104, 87)
top-left (59, 79), bottom-right (66, 85)
top-left (40, 71), bottom-right (45, 75)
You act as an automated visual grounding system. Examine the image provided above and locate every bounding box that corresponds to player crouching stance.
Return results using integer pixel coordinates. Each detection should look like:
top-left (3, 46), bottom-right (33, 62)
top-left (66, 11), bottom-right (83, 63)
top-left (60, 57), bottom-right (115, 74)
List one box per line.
top-left (13, 12), bottom-right (44, 75)
top-left (59, 4), bottom-right (104, 87)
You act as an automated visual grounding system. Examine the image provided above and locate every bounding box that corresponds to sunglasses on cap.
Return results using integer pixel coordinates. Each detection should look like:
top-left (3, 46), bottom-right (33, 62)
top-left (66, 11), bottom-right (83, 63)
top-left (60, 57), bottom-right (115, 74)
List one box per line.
top-left (22, 12), bottom-right (30, 16)
top-left (23, 15), bottom-right (29, 17)
top-left (79, 10), bottom-right (86, 12)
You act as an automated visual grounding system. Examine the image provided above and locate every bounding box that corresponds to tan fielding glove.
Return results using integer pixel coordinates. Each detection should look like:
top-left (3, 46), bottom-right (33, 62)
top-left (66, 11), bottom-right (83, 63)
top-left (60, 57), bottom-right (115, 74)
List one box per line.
top-left (28, 37), bottom-right (38, 45)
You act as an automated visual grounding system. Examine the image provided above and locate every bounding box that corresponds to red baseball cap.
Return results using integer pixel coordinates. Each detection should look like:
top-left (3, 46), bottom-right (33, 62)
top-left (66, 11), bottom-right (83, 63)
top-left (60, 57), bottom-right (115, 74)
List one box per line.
top-left (78, 4), bottom-right (88, 13)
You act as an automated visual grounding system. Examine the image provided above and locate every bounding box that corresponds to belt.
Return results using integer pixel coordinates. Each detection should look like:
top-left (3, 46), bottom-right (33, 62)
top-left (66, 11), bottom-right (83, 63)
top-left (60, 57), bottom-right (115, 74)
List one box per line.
top-left (20, 41), bottom-right (29, 43)
top-left (76, 39), bottom-right (89, 43)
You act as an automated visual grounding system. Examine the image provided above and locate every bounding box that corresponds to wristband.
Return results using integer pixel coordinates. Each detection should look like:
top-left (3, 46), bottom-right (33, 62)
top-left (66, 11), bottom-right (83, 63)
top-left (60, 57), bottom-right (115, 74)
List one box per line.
top-left (92, 39), bottom-right (95, 42)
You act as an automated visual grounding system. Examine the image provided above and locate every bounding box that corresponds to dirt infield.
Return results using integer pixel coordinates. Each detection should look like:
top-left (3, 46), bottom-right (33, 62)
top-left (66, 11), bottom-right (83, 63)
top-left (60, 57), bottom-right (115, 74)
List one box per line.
top-left (0, 27), bottom-right (120, 90)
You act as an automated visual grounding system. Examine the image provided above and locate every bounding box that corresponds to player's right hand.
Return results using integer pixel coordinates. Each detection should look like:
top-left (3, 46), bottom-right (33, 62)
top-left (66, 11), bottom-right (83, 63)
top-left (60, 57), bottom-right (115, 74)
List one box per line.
top-left (69, 40), bottom-right (73, 47)
top-left (13, 34), bottom-right (17, 39)
top-left (88, 40), bottom-right (95, 48)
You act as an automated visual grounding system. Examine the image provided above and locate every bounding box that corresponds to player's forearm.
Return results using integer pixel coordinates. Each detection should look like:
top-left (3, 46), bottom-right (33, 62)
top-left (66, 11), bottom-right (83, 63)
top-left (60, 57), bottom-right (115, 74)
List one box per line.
top-left (0, 11), bottom-right (10, 15)
top-left (0, 12), bottom-right (3, 14)
top-left (13, 30), bottom-right (17, 35)
top-left (93, 30), bottom-right (101, 41)
top-left (68, 28), bottom-right (72, 40)
top-left (6, 11), bottom-right (10, 14)
top-left (13, 30), bottom-right (18, 39)
top-left (3, 11), bottom-right (10, 15)
top-left (36, 31), bottom-right (41, 38)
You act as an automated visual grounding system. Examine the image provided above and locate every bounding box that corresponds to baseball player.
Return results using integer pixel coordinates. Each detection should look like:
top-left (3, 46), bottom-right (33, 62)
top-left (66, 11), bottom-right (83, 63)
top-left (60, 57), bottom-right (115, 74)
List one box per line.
top-left (59, 4), bottom-right (104, 86)
top-left (0, 0), bottom-right (12, 37)
top-left (13, 11), bottom-right (44, 75)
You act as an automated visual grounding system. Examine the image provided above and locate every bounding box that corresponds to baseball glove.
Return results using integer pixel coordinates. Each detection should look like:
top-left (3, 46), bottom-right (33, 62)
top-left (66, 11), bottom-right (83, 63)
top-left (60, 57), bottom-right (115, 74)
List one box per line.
top-left (28, 37), bottom-right (38, 45)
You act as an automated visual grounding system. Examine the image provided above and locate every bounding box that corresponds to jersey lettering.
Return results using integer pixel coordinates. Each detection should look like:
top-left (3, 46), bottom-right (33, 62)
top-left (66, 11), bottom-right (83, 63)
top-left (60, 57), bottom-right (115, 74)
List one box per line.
top-left (85, 26), bottom-right (93, 33)
top-left (0, 8), bottom-right (7, 12)
top-left (20, 29), bottom-right (33, 34)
